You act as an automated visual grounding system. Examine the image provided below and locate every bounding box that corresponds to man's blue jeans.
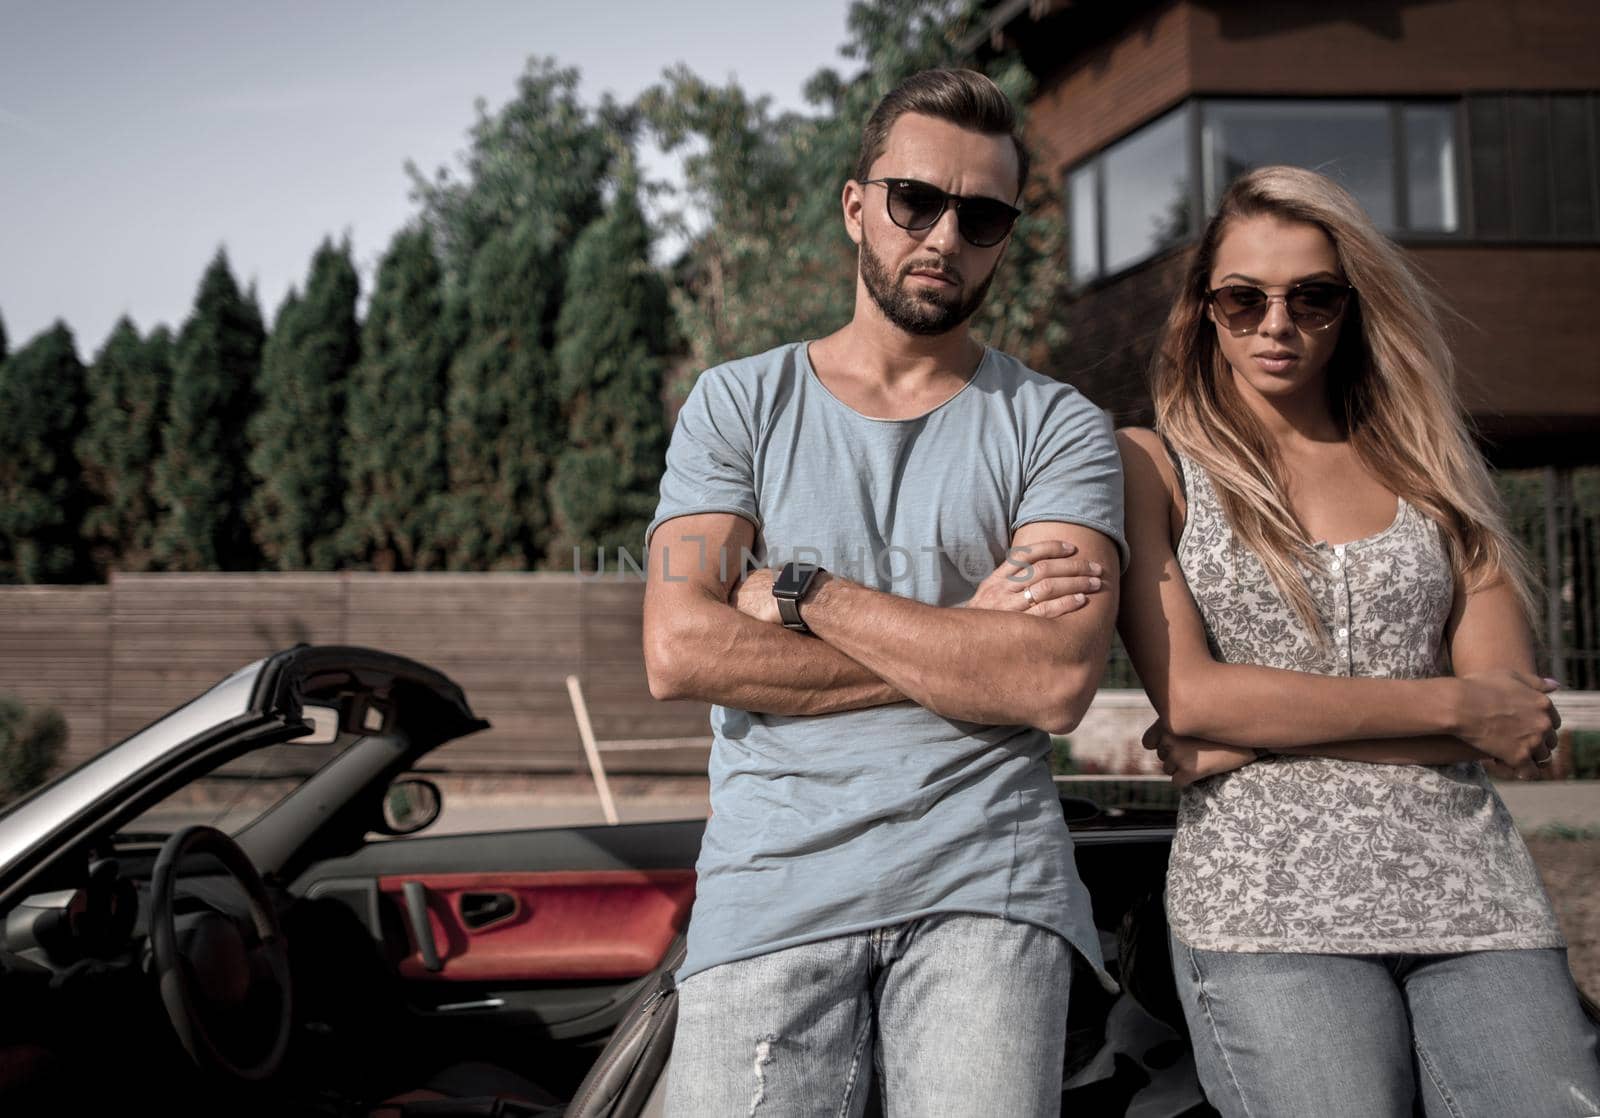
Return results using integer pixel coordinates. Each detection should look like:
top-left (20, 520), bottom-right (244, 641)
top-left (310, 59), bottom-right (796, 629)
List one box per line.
top-left (664, 913), bottom-right (1073, 1117)
top-left (1171, 933), bottom-right (1600, 1116)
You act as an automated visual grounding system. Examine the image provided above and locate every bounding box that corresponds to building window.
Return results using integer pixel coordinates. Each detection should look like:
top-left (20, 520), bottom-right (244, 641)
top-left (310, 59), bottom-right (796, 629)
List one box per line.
top-left (1202, 100), bottom-right (1397, 228)
top-left (1103, 106), bottom-right (1193, 275)
top-left (1067, 162), bottom-right (1098, 281)
top-left (1404, 103), bottom-right (1461, 233)
top-left (1469, 93), bottom-right (1600, 241)
top-left (1066, 97), bottom-right (1470, 284)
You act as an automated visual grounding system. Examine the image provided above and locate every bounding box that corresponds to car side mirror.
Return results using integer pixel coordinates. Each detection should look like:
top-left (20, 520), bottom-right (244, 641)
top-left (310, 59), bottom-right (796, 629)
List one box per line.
top-left (378, 778), bottom-right (442, 836)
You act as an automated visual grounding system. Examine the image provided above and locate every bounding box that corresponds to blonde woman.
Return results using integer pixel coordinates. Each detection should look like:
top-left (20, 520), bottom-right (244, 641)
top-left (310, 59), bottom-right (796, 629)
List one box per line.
top-left (1102, 167), bottom-right (1600, 1115)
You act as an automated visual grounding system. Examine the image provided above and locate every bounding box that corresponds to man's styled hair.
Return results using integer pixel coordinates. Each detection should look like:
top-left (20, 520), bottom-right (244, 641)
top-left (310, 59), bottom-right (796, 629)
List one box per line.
top-left (854, 69), bottom-right (1028, 197)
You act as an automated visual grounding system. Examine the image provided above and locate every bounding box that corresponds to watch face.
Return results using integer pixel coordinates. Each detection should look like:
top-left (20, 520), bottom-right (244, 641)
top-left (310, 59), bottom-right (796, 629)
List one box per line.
top-left (773, 562), bottom-right (818, 597)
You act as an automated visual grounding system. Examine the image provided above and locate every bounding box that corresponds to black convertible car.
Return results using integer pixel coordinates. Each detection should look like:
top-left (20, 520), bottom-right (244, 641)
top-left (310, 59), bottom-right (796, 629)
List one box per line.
top-left (0, 645), bottom-right (1204, 1117)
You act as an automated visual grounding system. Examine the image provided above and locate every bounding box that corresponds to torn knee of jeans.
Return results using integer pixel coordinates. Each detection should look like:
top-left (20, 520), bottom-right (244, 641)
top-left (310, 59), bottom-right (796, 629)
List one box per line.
top-left (749, 1034), bottom-right (777, 1115)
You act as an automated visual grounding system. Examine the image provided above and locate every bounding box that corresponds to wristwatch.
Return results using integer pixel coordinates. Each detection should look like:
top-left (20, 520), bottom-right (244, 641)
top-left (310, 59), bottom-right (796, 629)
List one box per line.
top-left (772, 562), bottom-right (824, 633)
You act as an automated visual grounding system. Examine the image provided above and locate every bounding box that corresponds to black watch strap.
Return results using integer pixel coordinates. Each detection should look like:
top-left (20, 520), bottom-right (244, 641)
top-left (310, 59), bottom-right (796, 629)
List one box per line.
top-left (773, 562), bottom-right (822, 633)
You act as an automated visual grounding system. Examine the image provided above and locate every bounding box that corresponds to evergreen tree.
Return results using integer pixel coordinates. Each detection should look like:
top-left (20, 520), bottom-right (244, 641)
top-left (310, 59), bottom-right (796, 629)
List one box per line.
top-left (437, 218), bottom-right (562, 569)
top-left (0, 323), bottom-right (89, 582)
top-left (151, 250), bottom-right (266, 571)
top-left (79, 319), bottom-right (172, 575)
top-left (550, 164), bottom-right (672, 568)
top-left (409, 57), bottom-right (657, 571)
top-left (340, 227), bottom-right (452, 570)
top-left (406, 59), bottom-right (635, 571)
top-left (407, 57), bottom-right (615, 291)
top-left (0, 309), bottom-right (8, 582)
top-left (248, 238), bottom-right (359, 569)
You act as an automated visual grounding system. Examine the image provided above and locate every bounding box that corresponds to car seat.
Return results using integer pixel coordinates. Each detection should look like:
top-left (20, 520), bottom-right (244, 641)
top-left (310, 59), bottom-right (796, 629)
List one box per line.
top-left (371, 936), bottom-right (686, 1118)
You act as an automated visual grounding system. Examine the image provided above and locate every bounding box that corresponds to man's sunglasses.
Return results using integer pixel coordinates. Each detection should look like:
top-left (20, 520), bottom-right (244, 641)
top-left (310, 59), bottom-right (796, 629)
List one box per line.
top-left (860, 178), bottom-right (1021, 248)
top-left (1205, 282), bottom-right (1355, 335)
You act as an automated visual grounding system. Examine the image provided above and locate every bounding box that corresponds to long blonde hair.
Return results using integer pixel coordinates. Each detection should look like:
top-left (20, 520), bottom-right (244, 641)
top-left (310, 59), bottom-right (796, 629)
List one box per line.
top-left (1151, 165), bottom-right (1533, 632)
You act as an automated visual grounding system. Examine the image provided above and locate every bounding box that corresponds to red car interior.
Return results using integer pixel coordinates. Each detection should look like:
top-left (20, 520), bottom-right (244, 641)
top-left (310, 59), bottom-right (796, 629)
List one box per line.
top-left (378, 869), bottom-right (695, 982)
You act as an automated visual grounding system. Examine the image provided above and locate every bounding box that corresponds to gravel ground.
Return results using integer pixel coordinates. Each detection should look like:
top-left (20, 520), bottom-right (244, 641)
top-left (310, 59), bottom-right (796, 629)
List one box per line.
top-left (1525, 837), bottom-right (1600, 1002)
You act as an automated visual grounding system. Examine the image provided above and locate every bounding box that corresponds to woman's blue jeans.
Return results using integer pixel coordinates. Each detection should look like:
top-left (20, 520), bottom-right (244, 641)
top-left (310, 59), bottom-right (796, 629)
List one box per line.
top-left (1172, 933), bottom-right (1600, 1117)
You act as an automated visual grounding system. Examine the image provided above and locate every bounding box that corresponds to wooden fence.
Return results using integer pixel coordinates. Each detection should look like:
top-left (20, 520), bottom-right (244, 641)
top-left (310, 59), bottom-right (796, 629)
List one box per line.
top-left (7, 572), bottom-right (1598, 779)
top-left (0, 573), bottom-right (710, 773)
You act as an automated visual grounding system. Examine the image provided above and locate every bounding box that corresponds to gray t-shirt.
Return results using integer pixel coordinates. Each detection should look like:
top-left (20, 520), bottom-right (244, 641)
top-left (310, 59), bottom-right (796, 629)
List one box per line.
top-left (647, 341), bottom-right (1126, 984)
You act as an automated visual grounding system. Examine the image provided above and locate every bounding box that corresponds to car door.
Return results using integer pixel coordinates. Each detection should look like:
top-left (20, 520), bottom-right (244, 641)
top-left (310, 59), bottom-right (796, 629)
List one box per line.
top-left (286, 811), bottom-right (703, 1091)
top-left (118, 644), bottom-right (695, 1096)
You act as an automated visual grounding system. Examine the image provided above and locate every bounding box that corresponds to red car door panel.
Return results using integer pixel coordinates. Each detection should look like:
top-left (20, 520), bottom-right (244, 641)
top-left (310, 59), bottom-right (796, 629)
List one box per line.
top-left (378, 869), bottom-right (694, 982)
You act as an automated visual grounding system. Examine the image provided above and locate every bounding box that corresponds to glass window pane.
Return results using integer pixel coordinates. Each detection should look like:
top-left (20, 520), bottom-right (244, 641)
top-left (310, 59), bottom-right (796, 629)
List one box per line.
top-left (1508, 96), bottom-right (1554, 238)
top-left (1202, 100), bottom-right (1395, 229)
top-left (1403, 104), bottom-right (1460, 232)
top-left (1068, 162), bottom-right (1099, 281)
top-left (1549, 94), bottom-right (1597, 239)
top-left (1102, 107), bottom-right (1192, 274)
top-left (123, 738), bottom-right (349, 836)
top-left (1468, 95), bottom-right (1512, 237)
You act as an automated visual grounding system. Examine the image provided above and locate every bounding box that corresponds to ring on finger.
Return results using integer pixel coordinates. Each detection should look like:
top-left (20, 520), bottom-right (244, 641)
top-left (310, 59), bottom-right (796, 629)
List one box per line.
top-left (1022, 585), bottom-right (1036, 606)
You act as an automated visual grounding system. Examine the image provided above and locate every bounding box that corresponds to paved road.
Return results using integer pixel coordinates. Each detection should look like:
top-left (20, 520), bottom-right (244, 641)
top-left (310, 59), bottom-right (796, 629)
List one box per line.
top-left (430, 795), bottom-right (709, 834)
top-left (1494, 779), bottom-right (1600, 831)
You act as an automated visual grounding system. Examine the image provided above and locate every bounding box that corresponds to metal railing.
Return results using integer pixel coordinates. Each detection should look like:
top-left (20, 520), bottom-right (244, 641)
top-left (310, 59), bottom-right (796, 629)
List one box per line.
top-left (1500, 467), bottom-right (1600, 690)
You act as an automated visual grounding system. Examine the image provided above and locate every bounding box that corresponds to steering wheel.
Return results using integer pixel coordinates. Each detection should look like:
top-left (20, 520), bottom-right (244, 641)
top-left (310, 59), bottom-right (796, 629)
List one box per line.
top-left (149, 824), bottom-right (293, 1081)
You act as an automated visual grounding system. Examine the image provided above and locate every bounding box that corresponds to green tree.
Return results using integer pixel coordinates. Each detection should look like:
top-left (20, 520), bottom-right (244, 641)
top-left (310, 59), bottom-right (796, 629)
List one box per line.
top-left (643, 0), bottom-right (1066, 376)
top-left (151, 250), bottom-right (266, 570)
top-left (413, 60), bottom-right (628, 570)
top-left (0, 323), bottom-right (89, 582)
top-left (436, 217), bottom-right (562, 569)
top-left (407, 57), bottom-right (616, 292)
top-left (550, 163), bottom-right (672, 568)
top-left (248, 238), bottom-right (360, 570)
top-left (640, 67), bottom-right (849, 375)
top-left (341, 227), bottom-right (453, 570)
top-left (0, 310), bottom-right (8, 364)
top-left (0, 695), bottom-right (67, 804)
top-left (79, 319), bottom-right (173, 575)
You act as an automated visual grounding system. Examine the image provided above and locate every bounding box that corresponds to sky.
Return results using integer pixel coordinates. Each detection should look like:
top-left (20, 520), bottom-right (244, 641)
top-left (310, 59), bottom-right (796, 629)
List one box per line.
top-left (0, 0), bottom-right (857, 356)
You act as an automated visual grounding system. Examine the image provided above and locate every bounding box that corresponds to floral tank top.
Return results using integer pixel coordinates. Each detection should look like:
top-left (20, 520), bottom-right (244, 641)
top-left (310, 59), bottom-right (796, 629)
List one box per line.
top-left (1164, 449), bottom-right (1563, 954)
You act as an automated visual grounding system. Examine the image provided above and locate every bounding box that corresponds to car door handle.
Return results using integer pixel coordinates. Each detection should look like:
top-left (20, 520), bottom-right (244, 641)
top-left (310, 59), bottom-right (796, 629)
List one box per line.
top-left (460, 891), bottom-right (516, 930)
top-left (402, 881), bottom-right (443, 972)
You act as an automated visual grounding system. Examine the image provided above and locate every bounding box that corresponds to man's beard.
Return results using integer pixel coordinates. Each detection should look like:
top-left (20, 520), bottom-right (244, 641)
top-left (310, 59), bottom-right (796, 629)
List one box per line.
top-left (859, 233), bottom-right (996, 337)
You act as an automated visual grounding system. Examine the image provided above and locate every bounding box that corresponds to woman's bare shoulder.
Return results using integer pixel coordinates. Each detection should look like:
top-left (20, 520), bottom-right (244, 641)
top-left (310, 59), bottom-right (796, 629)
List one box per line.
top-left (1117, 427), bottom-right (1181, 498)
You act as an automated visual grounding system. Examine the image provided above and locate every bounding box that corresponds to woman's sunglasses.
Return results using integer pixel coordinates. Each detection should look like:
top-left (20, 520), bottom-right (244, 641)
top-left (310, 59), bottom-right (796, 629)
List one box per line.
top-left (860, 178), bottom-right (1022, 248)
top-left (1206, 282), bottom-right (1355, 335)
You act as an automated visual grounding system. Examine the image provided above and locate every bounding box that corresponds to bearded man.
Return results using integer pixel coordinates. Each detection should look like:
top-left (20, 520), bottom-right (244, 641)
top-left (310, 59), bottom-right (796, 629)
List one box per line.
top-left (644, 68), bottom-right (1126, 1117)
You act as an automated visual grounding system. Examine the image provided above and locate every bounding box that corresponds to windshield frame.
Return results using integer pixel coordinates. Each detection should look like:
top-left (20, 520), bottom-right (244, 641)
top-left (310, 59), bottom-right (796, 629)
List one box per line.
top-left (0, 661), bottom-right (277, 896)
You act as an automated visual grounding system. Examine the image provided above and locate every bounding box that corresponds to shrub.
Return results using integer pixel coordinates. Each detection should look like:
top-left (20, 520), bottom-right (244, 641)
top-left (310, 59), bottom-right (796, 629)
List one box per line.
top-left (1050, 736), bottom-right (1079, 776)
top-left (1569, 730), bottom-right (1600, 781)
top-left (0, 697), bottom-right (67, 803)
